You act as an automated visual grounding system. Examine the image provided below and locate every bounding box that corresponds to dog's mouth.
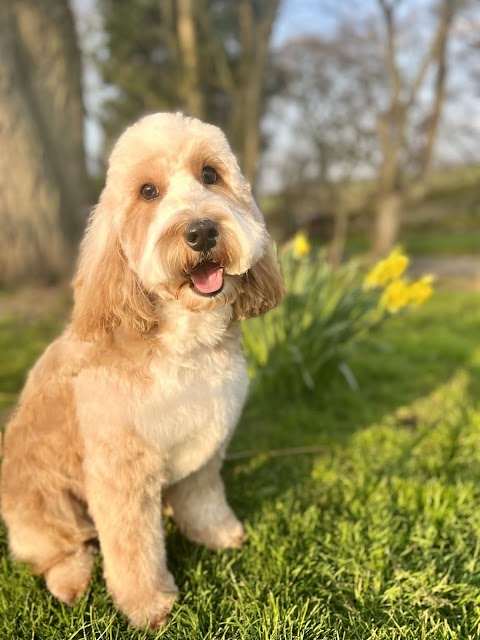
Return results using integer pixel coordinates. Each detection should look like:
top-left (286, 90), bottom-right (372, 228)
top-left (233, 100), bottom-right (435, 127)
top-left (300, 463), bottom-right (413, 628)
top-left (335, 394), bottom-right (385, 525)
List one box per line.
top-left (188, 261), bottom-right (224, 297)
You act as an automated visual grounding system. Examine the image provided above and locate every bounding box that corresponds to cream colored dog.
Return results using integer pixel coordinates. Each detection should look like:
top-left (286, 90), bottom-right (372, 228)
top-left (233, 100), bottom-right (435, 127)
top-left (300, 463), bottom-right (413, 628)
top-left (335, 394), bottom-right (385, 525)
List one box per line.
top-left (0, 113), bottom-right (283, 629)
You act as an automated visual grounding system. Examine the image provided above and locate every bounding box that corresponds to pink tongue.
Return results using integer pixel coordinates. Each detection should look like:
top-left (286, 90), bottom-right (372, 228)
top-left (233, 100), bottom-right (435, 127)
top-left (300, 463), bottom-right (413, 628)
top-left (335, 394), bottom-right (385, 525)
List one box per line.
top-left (190, 263), bottom-right (224, 294)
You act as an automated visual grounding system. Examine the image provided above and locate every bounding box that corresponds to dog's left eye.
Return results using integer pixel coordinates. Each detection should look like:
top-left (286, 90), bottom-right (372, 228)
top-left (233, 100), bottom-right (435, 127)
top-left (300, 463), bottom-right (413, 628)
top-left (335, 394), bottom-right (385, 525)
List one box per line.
top-left (140, 183), bottom-right (159, 200)
top-left (201, 166), bottom-right (217, 185)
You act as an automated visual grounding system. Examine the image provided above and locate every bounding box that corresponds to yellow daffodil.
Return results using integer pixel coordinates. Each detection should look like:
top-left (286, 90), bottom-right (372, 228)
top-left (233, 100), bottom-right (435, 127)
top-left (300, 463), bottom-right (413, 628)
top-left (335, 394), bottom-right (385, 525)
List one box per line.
top-left (407, 275), bottom-right (434, 306)
top-left (364, 248), bottom-right (409, 289)
top-left (293, 231), bottom-right (311, 258)
top-left (379, 278), bottom-right (411, 313)
top-left (379, 274), bottom-right (434, 313)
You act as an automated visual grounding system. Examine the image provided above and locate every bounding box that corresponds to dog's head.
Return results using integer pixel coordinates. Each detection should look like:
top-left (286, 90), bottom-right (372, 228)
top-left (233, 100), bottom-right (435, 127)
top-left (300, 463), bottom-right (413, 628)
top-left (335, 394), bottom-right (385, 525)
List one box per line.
top-left (72, 113), bottom-right (283, 339)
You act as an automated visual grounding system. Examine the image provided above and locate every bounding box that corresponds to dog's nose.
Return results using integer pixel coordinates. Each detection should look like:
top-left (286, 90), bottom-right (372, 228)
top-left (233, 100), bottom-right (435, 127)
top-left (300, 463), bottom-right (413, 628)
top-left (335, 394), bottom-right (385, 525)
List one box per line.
top-left (183, 219), bottom-right (218, 252)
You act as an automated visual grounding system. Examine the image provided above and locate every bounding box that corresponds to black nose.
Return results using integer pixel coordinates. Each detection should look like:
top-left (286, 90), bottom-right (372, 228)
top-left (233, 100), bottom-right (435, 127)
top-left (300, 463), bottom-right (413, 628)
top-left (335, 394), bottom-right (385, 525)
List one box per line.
top-left (183, 219), bottom-right (218, 252)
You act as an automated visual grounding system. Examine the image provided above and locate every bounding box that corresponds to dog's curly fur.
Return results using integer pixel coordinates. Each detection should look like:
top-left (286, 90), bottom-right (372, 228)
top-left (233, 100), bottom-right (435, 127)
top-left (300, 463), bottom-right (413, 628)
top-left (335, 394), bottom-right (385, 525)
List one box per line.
top-left (0, 113), bottom-right (283, 629)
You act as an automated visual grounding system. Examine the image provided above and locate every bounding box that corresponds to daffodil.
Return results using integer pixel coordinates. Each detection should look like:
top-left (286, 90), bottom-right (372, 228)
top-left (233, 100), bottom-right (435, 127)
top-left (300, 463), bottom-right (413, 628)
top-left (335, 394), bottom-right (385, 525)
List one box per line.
top-left (293, 231), bottom-right (311, 258)
top-left (380, 278), bottom-right (411, 313)
top-left (364, 249), bottom-right (409, 289)
top-left (407, 275), bottom-right (434, 306)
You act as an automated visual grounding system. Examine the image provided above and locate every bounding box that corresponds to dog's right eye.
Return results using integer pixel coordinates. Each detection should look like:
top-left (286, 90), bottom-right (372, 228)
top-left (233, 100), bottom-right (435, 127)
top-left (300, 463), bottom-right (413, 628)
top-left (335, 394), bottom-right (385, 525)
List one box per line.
top-left (140, 183), bottom-right (159, 201)
top-left (202, 166), bottom-right (217, 185)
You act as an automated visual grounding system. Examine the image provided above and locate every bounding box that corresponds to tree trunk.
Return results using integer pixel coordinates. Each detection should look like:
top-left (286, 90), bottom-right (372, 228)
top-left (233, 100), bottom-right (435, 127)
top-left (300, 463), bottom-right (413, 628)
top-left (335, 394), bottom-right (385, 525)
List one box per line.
top-left (0, 0), bottom-right (89, 287)
top-left (370, 0), bottom-right (458, 258)
top-left (371, 192), bottom-right (403, 258)
top-left (176, 0), bottom-right (205, 119)
top-left (415, 0), bottom-right (454, 183)
top-left (233, 0), bottom-right (280, 189)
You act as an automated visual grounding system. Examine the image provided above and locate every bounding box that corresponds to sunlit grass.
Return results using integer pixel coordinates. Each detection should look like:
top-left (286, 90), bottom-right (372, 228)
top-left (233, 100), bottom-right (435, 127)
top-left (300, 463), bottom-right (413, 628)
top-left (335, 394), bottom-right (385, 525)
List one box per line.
top-left (1, 291), bottom-right (480, 638)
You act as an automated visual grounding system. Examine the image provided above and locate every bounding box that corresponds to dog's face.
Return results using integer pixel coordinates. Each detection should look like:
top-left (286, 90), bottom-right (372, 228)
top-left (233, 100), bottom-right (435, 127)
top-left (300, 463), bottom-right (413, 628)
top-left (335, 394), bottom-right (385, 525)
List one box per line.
top-left (109, 113), bottom-right (267, 311)
top-left (72, 113), bottom-right (283, 338)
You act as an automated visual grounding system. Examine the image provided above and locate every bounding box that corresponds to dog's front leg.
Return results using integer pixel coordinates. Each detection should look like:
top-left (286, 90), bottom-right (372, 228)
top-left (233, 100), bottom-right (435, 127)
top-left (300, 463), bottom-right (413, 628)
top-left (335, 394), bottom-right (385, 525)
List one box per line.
top-left (83, 436), bottom-right (177, 630)
top-left (164, 452), bottom-right (245, 550)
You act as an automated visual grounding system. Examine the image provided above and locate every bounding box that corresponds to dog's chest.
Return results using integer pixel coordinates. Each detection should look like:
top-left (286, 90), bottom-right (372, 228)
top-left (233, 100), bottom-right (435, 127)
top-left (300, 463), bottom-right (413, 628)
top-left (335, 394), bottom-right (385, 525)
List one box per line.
top-left (134, 323), bottom-right (248, 485)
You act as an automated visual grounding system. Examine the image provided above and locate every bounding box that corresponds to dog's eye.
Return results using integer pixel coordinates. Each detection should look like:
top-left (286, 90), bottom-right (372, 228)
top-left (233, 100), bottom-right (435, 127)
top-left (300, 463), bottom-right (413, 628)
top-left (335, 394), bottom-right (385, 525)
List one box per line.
top-left (201, 166), bottom-right (217, 185)
top-left (140, 183), bottom-right (159, 201)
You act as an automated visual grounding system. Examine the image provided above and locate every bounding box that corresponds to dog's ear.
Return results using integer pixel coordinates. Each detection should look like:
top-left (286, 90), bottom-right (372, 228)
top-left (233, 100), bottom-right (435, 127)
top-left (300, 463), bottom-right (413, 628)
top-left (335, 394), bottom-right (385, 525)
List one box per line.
top-left (71, 199), bottom-right (157, 340)
top-left (233, 241), bottom-right (284, 320)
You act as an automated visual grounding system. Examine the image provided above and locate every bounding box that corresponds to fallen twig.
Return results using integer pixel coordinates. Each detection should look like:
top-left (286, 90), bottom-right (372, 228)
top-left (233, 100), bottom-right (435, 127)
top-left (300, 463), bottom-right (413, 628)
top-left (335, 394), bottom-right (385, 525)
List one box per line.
top-left (225, 445), bottom-right (327, 461)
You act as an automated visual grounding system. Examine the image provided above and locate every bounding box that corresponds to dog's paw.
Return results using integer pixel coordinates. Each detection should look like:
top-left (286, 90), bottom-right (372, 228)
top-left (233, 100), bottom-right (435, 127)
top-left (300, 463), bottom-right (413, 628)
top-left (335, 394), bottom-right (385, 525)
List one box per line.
top-left (213, 517), bottom-right (246, 550)
top-left (185, 515), bottom-right (246, 551)
top-left (118, 574), bottom-right (179, 630)
top-left (125, 588), bottom-right (178, 630)
top-left (44, 546), bottom-right (95, 606)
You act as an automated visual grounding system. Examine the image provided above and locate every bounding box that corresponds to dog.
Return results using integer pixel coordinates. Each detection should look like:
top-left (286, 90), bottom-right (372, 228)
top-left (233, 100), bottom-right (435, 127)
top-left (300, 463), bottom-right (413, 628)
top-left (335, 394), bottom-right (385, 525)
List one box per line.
top-left (0, 113), bottom-right (283, 629)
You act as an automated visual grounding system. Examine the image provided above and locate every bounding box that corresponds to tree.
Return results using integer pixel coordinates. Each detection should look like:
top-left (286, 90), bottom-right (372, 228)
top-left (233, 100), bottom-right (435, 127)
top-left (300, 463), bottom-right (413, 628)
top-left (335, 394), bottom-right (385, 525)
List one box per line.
top-left (176, 0), bottom-right (205, 119)
top-left (0, 0), bottom-right (90, 287)
top-left (97, 0), bottom-right (281, 188)
top-left (267, 0), bottom-right (469, 256)
top-left (372, 0), bottom-right (459, 257)
top-left (267, 34), bottom-right (381, 255)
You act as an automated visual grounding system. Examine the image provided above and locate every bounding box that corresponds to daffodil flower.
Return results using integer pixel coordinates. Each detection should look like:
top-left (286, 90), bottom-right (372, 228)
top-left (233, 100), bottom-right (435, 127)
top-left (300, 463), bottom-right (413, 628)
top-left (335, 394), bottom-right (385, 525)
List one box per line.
top-left (407, 275), bottom-right (434, 306)
top-left (379, 278), bottom-right (411, 312)
top-left (293, 231), bottom-right (311, 258)
top-left (364, 248), bottom-right (409, 289)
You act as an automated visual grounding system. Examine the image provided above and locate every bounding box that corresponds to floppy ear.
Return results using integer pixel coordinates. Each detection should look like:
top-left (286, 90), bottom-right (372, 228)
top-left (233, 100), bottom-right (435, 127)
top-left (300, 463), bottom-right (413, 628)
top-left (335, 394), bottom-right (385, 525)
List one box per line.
top-left (233, 241), bottom-right (284, 320)
top-left (70, 201), bottom-right (157, 340)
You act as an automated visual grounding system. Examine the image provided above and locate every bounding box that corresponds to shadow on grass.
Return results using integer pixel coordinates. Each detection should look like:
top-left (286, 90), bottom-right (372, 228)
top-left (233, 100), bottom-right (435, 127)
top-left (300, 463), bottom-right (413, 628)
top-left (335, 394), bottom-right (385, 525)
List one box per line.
top-left (218, 290), bottom-right (480, 521)
top-left (161, 293), bottom-right (480, 611)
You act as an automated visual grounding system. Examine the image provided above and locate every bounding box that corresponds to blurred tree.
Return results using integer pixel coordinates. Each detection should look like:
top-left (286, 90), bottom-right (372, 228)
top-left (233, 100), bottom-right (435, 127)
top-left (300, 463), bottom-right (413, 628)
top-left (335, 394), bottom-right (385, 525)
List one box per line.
top-left (269, 34), bottom-right (381, 256)
top-left (98, 0), bottom-right (280, 187)
top-left (268, 0), bottom-right (466, 256)
top-left (0, 0), bottom-right (90, 287)
top-left (176, 0), bottom-right (205, 118)
top-left (372, 0), bottom-right (459, 257)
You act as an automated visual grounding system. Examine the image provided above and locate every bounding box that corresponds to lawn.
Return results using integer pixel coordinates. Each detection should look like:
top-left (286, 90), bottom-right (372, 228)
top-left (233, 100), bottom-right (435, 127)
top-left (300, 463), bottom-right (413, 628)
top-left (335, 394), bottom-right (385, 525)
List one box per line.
top-left (347, 230), bottom-right (480, 257)
top-left (1, 290), bottom-right (480, 639)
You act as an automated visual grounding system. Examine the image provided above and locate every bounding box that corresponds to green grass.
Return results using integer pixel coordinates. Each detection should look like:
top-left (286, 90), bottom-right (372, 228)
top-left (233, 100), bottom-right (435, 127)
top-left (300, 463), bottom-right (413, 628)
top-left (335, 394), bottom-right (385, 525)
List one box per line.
top-left (2, 291), bottom-right (480, 638)
top-left (399, 230), bottom-right (480, 256)
top-left (346, 229), bottom-right (480, 257)
top-left (0, 316), bottom-right (65, 409)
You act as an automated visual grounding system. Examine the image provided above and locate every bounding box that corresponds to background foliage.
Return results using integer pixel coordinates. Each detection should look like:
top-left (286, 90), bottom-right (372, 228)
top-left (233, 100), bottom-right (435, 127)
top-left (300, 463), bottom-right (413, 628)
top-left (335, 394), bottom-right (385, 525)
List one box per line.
top-left (1, 0), bottom-right (479, 285)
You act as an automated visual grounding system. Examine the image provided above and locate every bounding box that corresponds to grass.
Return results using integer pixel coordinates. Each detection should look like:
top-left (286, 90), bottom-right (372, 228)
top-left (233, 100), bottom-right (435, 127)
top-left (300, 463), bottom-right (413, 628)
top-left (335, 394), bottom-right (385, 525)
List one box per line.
top-left (0, 315), bottom-right (65, 410)
top-left (399, 230), bottom-right (480, 257)
top-left (2, 290), bottom-right (480, 638)
top-left (346, 229), bottom-right (480, 257)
